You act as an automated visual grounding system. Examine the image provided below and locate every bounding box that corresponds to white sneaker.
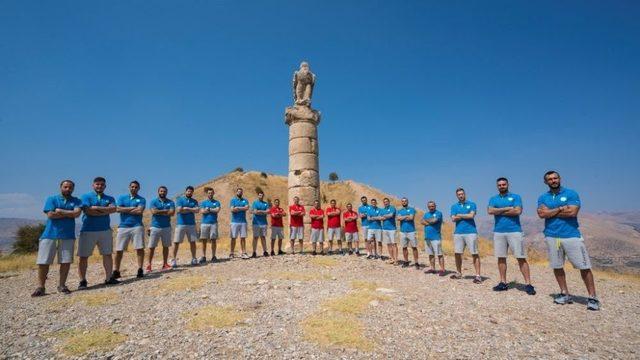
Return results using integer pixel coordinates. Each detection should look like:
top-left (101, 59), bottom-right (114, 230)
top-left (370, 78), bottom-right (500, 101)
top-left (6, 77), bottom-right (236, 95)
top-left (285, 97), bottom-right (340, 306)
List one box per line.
top-left (190, 258), bottom-right (198, 266)
top-left (241, 253), bottom-right (250, 259)
top-left (170, 259), bottom-right (177, 268)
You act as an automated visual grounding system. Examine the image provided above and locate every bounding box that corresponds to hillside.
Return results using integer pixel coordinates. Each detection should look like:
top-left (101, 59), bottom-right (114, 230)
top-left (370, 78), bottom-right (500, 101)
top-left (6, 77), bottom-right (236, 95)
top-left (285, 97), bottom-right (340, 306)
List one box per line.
top-left (0, 218), bottom-right (42, 254)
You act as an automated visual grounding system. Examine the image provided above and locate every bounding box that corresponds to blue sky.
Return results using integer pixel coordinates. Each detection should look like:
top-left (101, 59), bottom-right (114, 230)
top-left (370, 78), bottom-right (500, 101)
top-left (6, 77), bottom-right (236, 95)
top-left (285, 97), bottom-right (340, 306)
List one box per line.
top-left (1, 1), bottom-right (639, 219)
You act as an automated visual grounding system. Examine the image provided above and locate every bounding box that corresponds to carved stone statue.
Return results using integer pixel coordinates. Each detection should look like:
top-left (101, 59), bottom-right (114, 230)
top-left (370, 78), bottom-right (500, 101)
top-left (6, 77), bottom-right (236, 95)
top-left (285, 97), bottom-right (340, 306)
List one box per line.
top-left (292, 61), bottom-right (316, 106)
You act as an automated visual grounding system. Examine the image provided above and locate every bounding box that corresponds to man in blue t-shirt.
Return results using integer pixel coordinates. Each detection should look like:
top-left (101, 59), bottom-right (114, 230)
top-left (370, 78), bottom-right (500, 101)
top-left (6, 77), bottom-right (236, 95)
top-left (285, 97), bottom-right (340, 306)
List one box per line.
top-left (78, 177), bottom-right (119, 289)
top-left (488, 177), bottom-right (535, 295)
top-left (251, 191), bottom-right (270, 258)
top-left (114, 180), bottom-right (146, 279)
top-left (147, 185), bottom-right (175, 271)
top-left (450, 188), bottom-right (482, 283)
top-left (230, 187), bottom-right (250, 259)
top-left (366, 199), bottom-right (383, 259)
top-left (172, 186), bottom-right (200, 268)
top-left (397, 197), bottom-right (419, 269)
top-left (32, 180), bottom-right (82, 297)
top-left (199, 187), bottom-right (221, 264)
top-left (421, 201), bottom-right (445, 276)
top-left (358, 196), bottom-right (371, 257)
top-left (380, 198), bottom-right (398, 263)
top-left (537, 170), bottom-right (599, 310)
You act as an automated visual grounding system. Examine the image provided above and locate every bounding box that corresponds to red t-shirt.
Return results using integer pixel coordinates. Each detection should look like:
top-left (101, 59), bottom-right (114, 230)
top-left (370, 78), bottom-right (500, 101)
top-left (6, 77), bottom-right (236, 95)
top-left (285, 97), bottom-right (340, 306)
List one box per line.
top-left (269, 206), bottom-right (285, 227)
top-left (343, 210), bottom-right (358, 233)
top-left (309, 208), bottom-right (324, 229)
top-left (326, 206), bottom-right (341, 228)
top-left (289, 204), bottom-right (305, 227)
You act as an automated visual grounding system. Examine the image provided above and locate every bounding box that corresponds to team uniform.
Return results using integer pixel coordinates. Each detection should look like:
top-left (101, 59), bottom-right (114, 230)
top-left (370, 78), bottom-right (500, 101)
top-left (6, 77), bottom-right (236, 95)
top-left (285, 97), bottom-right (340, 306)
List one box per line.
top-left (451, 201), bottom-right (478, 254)
top-left (200, 198), bottom-right (220, 240)
top-left (326, 207), bottom-right (342, 241)
top-left (538, 188), bottom-right (591, 270)
top-left (116, 194), bottom-right (146, 251)
top-left (252, 199), bottom-right (269, 237)
top-left (174, 196), bottom-right (198, 243)
top-left (78, 192), bottom-right (116, 257)
top-left (37, 195), bottom-right (82, 265)
top-left (489, 193), bottom-right (526, 258)
top-left (367, 207), bottom-right (383, 241)
top-left (381, 205), bottom-right (397, 244)
top-left (149, 198), bottom-right (175, 248)
top-left (310, 208), bottom-right (324, 243)
top-left (289, 204), bottom-right (305, 240)
top-left (269, 206), bottom-right (285, 240)
top-left (423, 210), bottom-right (443, 256)
top-left (358, 204), bottom-right (371, 243)
top-left (230, 197), bottom-right (249, 238)
top-left (344, 210), bottom-right (359, 242)
top-left (398, 206), bottom-right (417, 248)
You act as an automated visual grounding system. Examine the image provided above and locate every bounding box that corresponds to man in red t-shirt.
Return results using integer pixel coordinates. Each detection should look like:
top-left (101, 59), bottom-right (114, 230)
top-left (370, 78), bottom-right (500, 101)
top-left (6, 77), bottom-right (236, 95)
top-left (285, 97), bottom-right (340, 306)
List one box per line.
top-left (309, 200), bottom-right (325, 255)
top-left (326, 199), bottom-right (343, 255)
top-left (288, 196), bottom-right (306, 254)
top-left (343, 203), bottom-right (360, 255)
top-left (269, 199), bottom-right (286, 256)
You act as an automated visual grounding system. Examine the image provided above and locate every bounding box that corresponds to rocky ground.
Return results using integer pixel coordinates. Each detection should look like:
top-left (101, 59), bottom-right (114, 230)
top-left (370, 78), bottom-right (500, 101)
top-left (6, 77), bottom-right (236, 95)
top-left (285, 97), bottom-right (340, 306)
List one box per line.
top-left (1, 248), bottom-right (639, 359)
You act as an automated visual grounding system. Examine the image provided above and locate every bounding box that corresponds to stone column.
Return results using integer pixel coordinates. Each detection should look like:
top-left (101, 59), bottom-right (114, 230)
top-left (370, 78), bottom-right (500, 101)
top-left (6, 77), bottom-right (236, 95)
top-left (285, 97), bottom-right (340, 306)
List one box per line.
top-left (285, 105), bottom-right (321, 208)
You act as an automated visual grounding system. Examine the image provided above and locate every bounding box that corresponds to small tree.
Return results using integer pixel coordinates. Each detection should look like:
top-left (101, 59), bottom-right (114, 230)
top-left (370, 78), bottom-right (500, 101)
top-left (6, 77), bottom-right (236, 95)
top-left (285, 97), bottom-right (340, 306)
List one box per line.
top-left (13, 224), bottom-right (45, 254)
top-left (234, 167), bottom-right (244, 173)
top-left (328, 172), bottom-right (339, 182)
top-left (260, 172), bottom-right (268, 178)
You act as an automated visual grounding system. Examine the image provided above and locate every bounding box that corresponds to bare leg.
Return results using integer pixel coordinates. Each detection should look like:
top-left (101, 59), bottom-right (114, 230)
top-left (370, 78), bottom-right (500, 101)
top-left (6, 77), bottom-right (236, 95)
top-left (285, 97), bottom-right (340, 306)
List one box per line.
top-left (290, 239), bottom-right (295, 254)
top-left (338, 240), bottom-right (343, 252)
top-left (517, 258), bottom-right (531, 285)
top-left (103, 254), bottom-right (113, 281)
top-left (260, 236), bottom-right (267, 253)
top-left (172, 243), bottom-right (180, 259)
top-left (472, 254), bottom-right (481, 276)
top-left (37, 264), bottom-right (49, 288)
top-left (328, 240), bottom-right (333, 252)
top-left (412, 247), bottom-right (419, 264)
top-left (148, 247), bottom-right (156, 265)
top-left (429, 255), bottom-right (436, 271)
top-left (211, 240), bottom-right (217, 259)
top-left (240, 237), bottom-right (246, 254)
top-left (402, 247), bottom-right (409, 262)
top-left (438, 255), bottom-right (445, 272)
top-left (378, 242), bottom-right (383, 256)
top-left (78, 257), bottom-right (88, 281)
top-left (136, 249), bottom-right (144, 269)
top-left (230, 238), bottom-right (236, 255)
top-left (271, 238), bottom-right (276, 253)
top-left (553, 268), bottom-right (569, 294)
top-left (189, 241), bottom-right (197, 259)
top-left (59, 263), bottom-right (71, 287)
top-left (454, 253), bottom-right (463, 274)
top-left (277, 238), bottom-right (283, 252)
top-left (298, 239), bottom-right (303, 253)
top-left (252, 237), bottom-right (258, 254)
top-left (580, 269), bottom-right (596, 297)
top-left (201, 239), bottom-right (207, 257)
top-left (498, 257), bottom-right (507, 283)
top-left (114, 251), bottom-right (123, 271)
top-left (162, 246), bottom-right (169, 264)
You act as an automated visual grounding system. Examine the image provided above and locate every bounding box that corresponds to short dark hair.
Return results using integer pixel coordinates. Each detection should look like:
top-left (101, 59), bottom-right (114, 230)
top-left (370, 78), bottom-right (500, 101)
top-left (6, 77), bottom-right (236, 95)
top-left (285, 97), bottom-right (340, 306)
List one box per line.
top-left (371, 198), bottom-right (377, 202)
top-left (237, 187), bottom-right (243, 191)
top-left (158, 186), bottom-right (167, 191)
top-left (93, 176), bottom-right (106, 183)
top-left (346, 202), bottom-right (352, 206)
top-left (185, 186), bottom-right (194, 191)
top-left (330, 199), bottom-right (336, 203)
top-left (130, 180), bottom-right (140, 187)
top-left (60, 179), bottom-right (75, 187)
top-left (383, 197), bottom-right (390, 202)
top-left (204, 187), bottom-right (213, 192)
top-left (257, 191), bottom-right (264, 195)
top-left (360, 196), bottom-right (367, 200)
top-left (456, 187), bottom-right (465, 193)
top-left (274, 198), bottom-right (280, 202)
top-left (544, 170), bottom-right (559, 180)
top-left (496, 177), bottom-right (508, 183)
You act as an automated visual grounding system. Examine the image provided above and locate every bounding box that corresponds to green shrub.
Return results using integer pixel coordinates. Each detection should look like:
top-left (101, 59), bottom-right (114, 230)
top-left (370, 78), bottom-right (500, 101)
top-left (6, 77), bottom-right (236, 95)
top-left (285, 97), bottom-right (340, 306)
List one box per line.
top-left (328, 172), bottom-right (339, 182)
top-left (13, 224), bottom-right (45, 254)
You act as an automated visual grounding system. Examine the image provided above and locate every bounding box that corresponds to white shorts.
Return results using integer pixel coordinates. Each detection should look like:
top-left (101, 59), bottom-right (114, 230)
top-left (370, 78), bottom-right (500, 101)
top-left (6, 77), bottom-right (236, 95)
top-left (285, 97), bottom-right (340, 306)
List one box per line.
top-left (327, 228), bottom-right (342, 241)
top-left (200, 223), bottom-right (218, 240)
top-left (382, 230), bottom-right (396, 245)
top-left (545, 237), bottom-right (592, 270)
top-left (310, 228), bottom-right (324, 243)
top-left (454, 234), bottom-right (479, 255)
top-left (424, 239), bottom-right (443, 256)
top-left (116, 226), bottom-right (145, 251)
top-left (290, 226), bottom-right (304, 240)
top-left (37, 239), bottom-right (74, 265)
top-left (271, 226), bottom-right (284, 240)
top-left (252, 224), bottom-right (267, 238)
top-left (149, 227), bottom-right (172, 248)
top-left (345, 232), bottom-right (358, 242)
top-left (493, 232), bottom-right (526, 258)
top-left (77, 230), bottom-right (113, 257)
top-left (361, 226), bottom-right (368, 241)
top-left (230, 223), bottom-right (248, 239)
top-left (367, 229), bottom-right (382, 241)
top-left (400, 232), bottom-right (417, 248)
top-left (174, 225), bottom-right (198, 243)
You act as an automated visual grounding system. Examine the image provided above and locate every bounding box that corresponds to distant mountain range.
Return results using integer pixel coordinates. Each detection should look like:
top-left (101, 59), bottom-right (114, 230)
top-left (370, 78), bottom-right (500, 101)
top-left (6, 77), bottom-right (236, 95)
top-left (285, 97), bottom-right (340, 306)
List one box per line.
top-left (0, 218), bottom-right (42, 254)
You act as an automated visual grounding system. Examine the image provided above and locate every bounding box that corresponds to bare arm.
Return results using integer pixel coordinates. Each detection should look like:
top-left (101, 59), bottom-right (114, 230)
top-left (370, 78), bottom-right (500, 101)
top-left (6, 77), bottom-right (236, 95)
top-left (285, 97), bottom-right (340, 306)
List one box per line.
top-left (487, 207), bottom-right (510, 215)
top-left (557, 205), bottom-right (579, 218)
top-left (537, 205), bottom-right (561, 219)
top-left (457, 211), bottom-right (476, 220)
top-left (502, 207), bottom-right (522, 216)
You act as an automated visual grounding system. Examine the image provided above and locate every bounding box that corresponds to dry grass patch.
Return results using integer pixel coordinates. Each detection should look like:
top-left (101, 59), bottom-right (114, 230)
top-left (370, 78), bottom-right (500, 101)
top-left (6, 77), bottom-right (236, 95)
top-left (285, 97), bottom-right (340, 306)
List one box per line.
top-left (50, 328), bottom-right (126, 356)
top-left (301, 312), bottom-right (371, 351)
top-left (310, 257), bottom-right (339, 267)
top-left (47, 291), bottom-right (120, 311)
top-left (350, 280), bottom-right (378, 291)
top-left (153, 275), bottom-right (208, 294)
top-left (322, 290), bottom-right (390, 315)
top-left (184, 305), bottom-right (247, 330)
top-left (0, 253), bottom-right (37, 273)
top-left (268, 271), bottom-right (331, 281)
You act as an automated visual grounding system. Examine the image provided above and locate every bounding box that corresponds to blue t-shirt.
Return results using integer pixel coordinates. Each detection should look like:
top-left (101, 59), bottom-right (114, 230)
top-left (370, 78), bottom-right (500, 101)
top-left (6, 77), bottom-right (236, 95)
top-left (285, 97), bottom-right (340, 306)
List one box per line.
top-left (252, 200), bottom-right (269, 226)
top-left (423, 210), bottom-right (443, 240)
top-left (488, 193), bottom-right (523, 233)
top-left (176, 196), bottom-right (198, 225)
top-left (40, 195), bottom-right (82, 240)
top-left (450, 201), bottom-right (477, 234)
top-left (397, 206), bottom-right (416, 233)
top-left (230, 197), bottom-right (249, 224)
top-left (537, 187), bottom-right (581, 238)
top-left (381, 206), bottom-right (397, 230)
top-left (117, 194), bottom-right (146, 228)
top-left (80, 192), bottom-right (116, 232)
top-left (358, 204), bottom-right (371, 227)
top-left (367, 207), bottom-right (383, 230)
top-left (150, 198), bottom-right (175, 228)
top-left (200, 199), bottom-right (221, 225)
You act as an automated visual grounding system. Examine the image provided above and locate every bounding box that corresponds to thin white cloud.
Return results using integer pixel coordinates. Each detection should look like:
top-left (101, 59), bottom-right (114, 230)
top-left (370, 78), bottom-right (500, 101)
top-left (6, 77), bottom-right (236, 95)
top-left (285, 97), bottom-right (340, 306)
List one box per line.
top-left (0, 193), bottom-right (42, 219)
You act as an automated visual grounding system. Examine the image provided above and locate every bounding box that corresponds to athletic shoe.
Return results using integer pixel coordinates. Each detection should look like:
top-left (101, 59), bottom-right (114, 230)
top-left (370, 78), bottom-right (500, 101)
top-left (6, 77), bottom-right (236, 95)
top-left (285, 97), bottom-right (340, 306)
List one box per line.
top-left (553, 293), bottom-right (573, 305)
top-left (104, 277), bottom-right (120, 285)
top-left (355, 250), bottom-right (360, 256)
top-left (57, 285), bottom-right (71, 295)
top-left (438, 270), bottom-right (446, 277)
top-left (270, 251), bottom-right (276, 256)
top-left (251, 252), bottom-right (257, 258)
top-left (312, 251), bottom-right (317, 256)
top-left (190, 258), bottom-right (198, 266)
top-left (31, 287), bottom-right (45, 297)
top-left (136, 268), bottom-right (144, 278)
top-left (374, 255), bottom-right (380, 260)
top-left (414, 263), bottom-right (420, 270)
top-left (587, 297), bottom-right (601, 311)
top-left (366, 255), bottom-right (373, 259)
top-left (162, 263), bottom-right (172, 270)
top-left (340, 250), bottom-right (345, 256)
top-left (145, 264), bottom-right (152, 273)
top-left (278, 250), bottom-right (285, 255)
top-left (228, 253), bottom-right (235, 259)
top-left (424, 269), bottom-right (437, 274)
top-left (241, 253), bottom-right (250, 259)
top-left (112, 270), bottom-right (121, 279)
top-left (210, 256), bottom-right (217, 263)
top-left (348, 250), bottom-right (353, 255)
top-left (450, 273), bottom-right (462, 280)
top-left (473, 276), bottom-right (483, 284)
top-left (327, 250), bottom-right (333, 255)
top-left (263, 251), bottom-right (269, 257)
top-left (198, 256), bottom-right (207, 264)
top-left (170, 259), bottom-right (178, 269)
top-left (493, 282), bottom-right (509, 291)
top-left (78, 279), bottom-right (88, 290)
top-left (401, 262), bottom-right (409, 268)
top-left (525, 284), bottom-right (536, 295)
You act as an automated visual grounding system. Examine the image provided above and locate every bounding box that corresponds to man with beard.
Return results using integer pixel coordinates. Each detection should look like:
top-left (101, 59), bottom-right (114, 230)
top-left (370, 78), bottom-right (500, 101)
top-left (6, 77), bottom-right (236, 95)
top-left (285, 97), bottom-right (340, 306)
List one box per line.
top-left (147, 186), bottom-right (174, 272)
top-left (450, 188), bottom-right (482, 283)
top-left (397, 197), bottom-right (419, 269)
top-left (199, 187), bottom-right (220, 263)
top-left (288, 196), bottom-right (305, 254)
top-left (269, 199), bottom-right (286, 255)
top-left (114, 180), bottom-right (146, 279)
top-left (172, 186), bottom-right (199, 267)
top-left (230, 188), bottom-right (250, 259)
top-left (358, 196), bottom-right (371, 257)
top-left (366, 199), bottom-right (383, 259)
top-left (381, 198), bottom-right (398, 264)
top-left (309, 200), bottom-right (325, 255)
top-left (251, 191), bottom-right (270, 258)
top-left (326, 199), bottom-right (343, 255)
top-left (343, 203), bottom-right (359, 255)
top-left (421, 201), bottom-right (445, 276)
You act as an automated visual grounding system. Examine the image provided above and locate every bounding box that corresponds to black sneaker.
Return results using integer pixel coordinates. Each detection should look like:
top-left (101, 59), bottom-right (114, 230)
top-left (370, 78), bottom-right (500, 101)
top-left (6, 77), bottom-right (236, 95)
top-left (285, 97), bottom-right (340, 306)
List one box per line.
top-left (327, 250), bottom-right (333, 255)
top-left (104, 277), bottom-right (120, 285)
top-left (278, 250), bottom-right (285, 255)
top-left (348, 250), bottom-right (353, 255)
top-left (366, 255), bottom-right (373, 259)
top-left (355, 250), bottom-right (360, 256)
top-left (31, 287), bottom-right (45, 297)
top-left (210, 256), bottom-right (217, 263)
top-left (78, 279), bottom-right (88, 290)
top-left (112, 270), bottom-right (121, 279)
top-left (137, 268), bottom-right (144, 278)
top-left (312, 251), bottom-right (317, 256)
top-left (57, 285), bottom-right (71, 295)
top-left (270, 251), bottom-right (276, 256)
top-left (401, 262), bottom-right (409, 268)
top-left (263, 251), bottom-right (269, 257)
top-left (374, 255), bottom-right (380, 260)
top-left (524, 284), bottom-right (536, 295)
top-left (251, 252), bottom-right (257, 258)
top-left (492, 282), bottom-right (509, 291)
top-left (414, 263), bottom-right (420, 270)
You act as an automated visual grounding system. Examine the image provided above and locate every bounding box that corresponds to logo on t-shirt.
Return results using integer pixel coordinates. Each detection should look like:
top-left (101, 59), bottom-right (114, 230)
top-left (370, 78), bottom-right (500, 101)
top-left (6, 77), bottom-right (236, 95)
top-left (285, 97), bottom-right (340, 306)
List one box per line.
top-left (560, 197), bottom-right (567, 202)
top-left (508, 197), bottom-right (514, 201)
top-left (466, 205), bottom-right (470, 209)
